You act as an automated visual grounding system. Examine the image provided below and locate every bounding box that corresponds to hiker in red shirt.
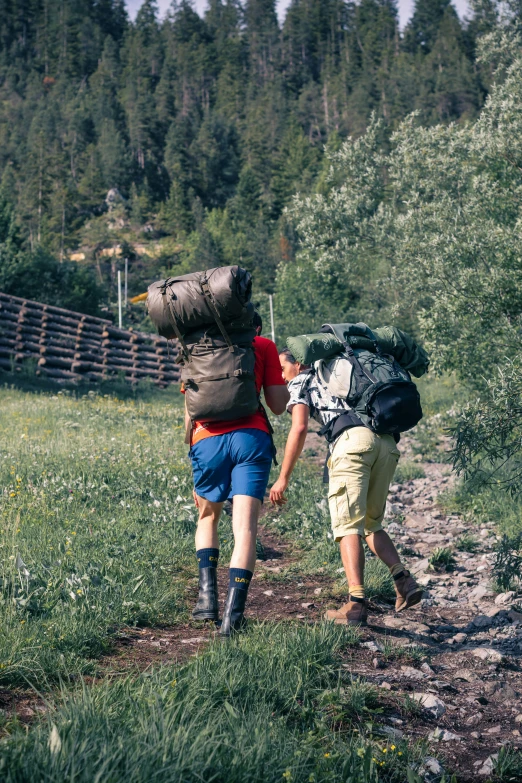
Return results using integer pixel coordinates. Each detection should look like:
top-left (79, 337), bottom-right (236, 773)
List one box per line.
top-left (187, 312), bottom-right (289, 636)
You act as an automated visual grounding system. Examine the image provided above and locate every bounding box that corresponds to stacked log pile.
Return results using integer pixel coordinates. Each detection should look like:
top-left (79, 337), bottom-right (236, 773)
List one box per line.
top-left (0, 292), bottom-right (180, 386)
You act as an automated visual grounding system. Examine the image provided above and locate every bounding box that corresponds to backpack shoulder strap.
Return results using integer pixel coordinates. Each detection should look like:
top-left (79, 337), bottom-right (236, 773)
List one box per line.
top-left (343, 344), bottom-right (378, 385)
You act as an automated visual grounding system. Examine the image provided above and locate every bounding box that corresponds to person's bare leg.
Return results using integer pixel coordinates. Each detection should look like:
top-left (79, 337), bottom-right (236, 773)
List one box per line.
top-left (365, 530), bottom-right (401, 568)
top-left (339, 533), bottom-right (365, 586)
top-left (193, 495), bottom-right (223, 621)
top-left (194, 495), bottom-right (223, 550)
top-left (325, 534), bottom-right (367, 624)
top-left (366, 529), bottom-right (423, 611)
top-left (230, 494), bottom-right (261, 572)
top-left (219, 494), bottom-right (261, 636)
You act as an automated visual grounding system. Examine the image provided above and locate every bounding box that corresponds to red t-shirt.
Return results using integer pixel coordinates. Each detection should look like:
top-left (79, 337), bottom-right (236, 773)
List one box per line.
top-left (190, 336), bottom-right (285, 445)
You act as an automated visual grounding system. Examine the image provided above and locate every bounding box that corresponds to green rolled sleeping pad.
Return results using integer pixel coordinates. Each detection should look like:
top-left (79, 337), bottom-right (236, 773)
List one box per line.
top-left (286, 323), bottom-right (429, 378)
top-left (286, 333), bottom-right (343, 365)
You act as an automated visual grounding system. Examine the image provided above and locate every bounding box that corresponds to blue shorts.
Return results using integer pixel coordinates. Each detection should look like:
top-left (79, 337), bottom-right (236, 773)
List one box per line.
top-left (190, 429), bottom-right (273, 503)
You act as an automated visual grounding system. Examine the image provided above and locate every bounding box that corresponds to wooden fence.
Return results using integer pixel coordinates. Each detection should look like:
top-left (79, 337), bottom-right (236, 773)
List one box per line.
top-left (0, 292), bottom-right (180, 386)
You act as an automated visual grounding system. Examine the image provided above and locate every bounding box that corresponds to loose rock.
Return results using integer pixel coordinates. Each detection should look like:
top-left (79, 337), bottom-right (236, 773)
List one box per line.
top-left (478, 755), bottom-right (498, 776)
top-left (495, 591), bottom-right (516, 605)
top-left (453, 668), bottom-right (479, 683)
top-left (472, 647), bottom-right (505, 663)
top-left (472, 615), bottom-right (494, 629)
top-left (412, 693), bottom-right (446, 718)
top-left (401, 665), bottom-right (425, 680)
top-left (428, 727), bottom-right (461, 742)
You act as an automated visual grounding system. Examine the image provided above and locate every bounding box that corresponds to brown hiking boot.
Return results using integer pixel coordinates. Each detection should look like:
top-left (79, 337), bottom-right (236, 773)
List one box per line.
top-left (394, 570), bottom-right (424, 612)
top-left (324, 598), bottom-right (368, 626)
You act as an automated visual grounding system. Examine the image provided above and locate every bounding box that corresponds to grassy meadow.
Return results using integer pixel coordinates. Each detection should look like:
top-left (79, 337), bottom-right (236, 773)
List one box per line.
top-left (0, 377), bottom-right (448, 782)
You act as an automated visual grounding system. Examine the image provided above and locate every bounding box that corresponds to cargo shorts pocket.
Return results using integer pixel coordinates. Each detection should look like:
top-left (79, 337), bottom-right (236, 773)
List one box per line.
top-left (328, 480), bottom-right (349, 527)
top-left (328, 479), bottom-right (366, 531)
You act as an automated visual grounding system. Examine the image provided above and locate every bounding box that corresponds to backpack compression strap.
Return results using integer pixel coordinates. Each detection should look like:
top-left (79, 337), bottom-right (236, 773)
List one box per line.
top-left (201, 279), bottom-right (234, 353)
top-left (161, 287), bottom-right (189, 360)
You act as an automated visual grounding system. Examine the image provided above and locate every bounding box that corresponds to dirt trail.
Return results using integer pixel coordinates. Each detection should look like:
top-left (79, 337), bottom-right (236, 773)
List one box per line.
top-left (103, 423), bottom-right (522, 781)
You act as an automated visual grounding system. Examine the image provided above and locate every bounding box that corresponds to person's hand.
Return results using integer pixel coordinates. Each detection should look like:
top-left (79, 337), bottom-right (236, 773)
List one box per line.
top-left (192, 489), bottom-right (199, 508)
top-left (270, 477), bottom-right (289, 506)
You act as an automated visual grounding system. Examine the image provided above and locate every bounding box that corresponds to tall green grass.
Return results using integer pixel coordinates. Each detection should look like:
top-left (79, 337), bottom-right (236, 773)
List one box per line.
top-left (0, 623), bottom-right (430, 783)
top-left (0, 386), bottom-right (230, 684)
top-left (0, 383), bottom-right (440, 781)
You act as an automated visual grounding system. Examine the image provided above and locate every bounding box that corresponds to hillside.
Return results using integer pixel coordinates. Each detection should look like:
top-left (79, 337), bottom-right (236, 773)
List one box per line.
top-left (0, 0), bottom-right (489, 320)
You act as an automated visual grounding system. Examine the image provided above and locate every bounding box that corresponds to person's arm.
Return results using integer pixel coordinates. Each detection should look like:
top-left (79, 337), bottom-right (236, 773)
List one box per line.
top-left (260, 338), bottom-right (289, 415)
top-left (269, 403), bottom-right (309, 506)
top-left (264, 384), bottom-right (290, 415)
top-left (184, 400), bottom-right (193, 445)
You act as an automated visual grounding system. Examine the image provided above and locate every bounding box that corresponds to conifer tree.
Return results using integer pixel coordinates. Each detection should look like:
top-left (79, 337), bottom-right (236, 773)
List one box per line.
top-left (403, 0), bottom-right (454, 54)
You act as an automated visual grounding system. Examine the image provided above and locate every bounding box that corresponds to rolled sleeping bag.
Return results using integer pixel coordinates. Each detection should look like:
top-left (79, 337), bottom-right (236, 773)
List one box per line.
top-left (147, 265), bottom-right (253, 339)
top-left (181, 303), bottom-right (255, 348)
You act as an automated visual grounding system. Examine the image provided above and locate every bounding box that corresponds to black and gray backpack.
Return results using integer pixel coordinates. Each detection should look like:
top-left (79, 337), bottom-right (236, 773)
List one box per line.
top-left (315, 323), bottom-right (424, 436)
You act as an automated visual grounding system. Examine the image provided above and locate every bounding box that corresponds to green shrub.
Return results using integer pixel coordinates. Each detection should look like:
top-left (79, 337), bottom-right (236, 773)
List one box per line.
top-left (455, 534), bottom-right (478, 553)
top-left (0, 246), bottom-right (103, 315)
top-left (492, 534), bottom-right (522, 592)
top-left (394, 462), bottom-right (426, 484)
top-left (428, 547), bottom-right (456, 572)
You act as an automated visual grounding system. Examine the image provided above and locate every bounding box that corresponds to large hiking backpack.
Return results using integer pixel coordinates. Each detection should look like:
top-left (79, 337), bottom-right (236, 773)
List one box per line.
top-left (147, 266), bottom-right (258, 422)
top-left (298, 323), bottom-right (424, 436)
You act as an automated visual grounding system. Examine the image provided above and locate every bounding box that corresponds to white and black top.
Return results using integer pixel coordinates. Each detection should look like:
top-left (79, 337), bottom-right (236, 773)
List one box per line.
top-left (286, 370), bottom-right (360, 445)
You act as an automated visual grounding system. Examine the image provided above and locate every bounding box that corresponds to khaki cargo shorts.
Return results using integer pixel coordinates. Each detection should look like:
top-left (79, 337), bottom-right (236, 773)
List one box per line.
top-left (327, 427), bottom-right (400, 541)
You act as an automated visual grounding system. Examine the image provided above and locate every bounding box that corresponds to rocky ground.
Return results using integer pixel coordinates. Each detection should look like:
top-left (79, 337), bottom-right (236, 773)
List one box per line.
top-left (102, 422), bottom-right (522, 782)
top-left (347, 431), bottom-right (522, 782)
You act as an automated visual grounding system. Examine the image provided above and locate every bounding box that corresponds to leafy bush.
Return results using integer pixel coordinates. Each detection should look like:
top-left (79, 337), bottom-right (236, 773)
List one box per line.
top-left (0, 246), bottom-right (103, 315)
top-left (492, 534), bottom-right (522, 592)
top-left (286, 30), bottom-right (522, 492)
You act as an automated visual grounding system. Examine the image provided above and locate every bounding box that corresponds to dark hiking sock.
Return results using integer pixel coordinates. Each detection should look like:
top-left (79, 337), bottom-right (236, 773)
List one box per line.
top-left (197, 548), bottom-right (219, 569)
top-left (229, 568), bottom-right (253, 591)
top-left (390, 562), bottom-right (406, 580)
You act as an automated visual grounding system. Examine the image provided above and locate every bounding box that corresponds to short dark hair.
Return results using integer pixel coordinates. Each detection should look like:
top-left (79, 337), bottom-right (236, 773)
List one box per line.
top-left (278, 347), bottom-right (296, 363)
top-left (253, 311), bottom-right (262, 332)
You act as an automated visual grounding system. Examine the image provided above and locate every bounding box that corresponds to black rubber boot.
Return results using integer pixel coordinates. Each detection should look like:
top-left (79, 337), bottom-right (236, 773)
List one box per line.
top-left (219, 587), bottom-right (248, 637)
top-left (192, 567), bottom-right (219, 621)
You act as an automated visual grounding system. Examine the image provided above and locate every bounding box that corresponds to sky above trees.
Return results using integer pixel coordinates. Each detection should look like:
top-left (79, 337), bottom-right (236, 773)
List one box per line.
top-left (125, 0), bottom-right (471, 26)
